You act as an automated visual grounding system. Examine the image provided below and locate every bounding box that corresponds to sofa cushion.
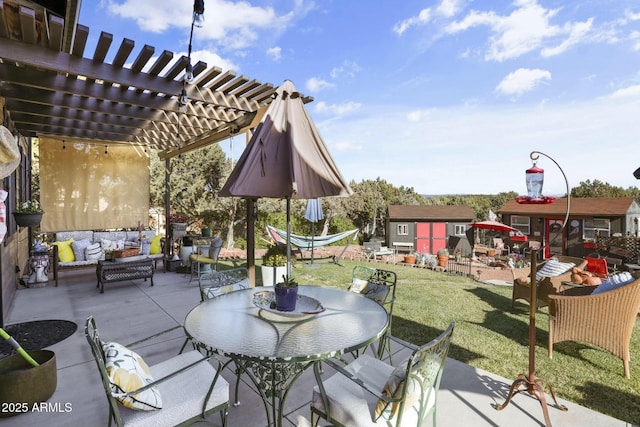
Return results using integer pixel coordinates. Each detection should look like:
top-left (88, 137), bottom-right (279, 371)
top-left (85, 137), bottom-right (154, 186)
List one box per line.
top-left (53, 238), bottom-right (75, 262)
top-left (86, 242), bottom-right (105, 261)
top-left (536, 258), bottom-right (574, 280)
top-left (150, 235), bottom-right (163, 255)
top-left (71, 238), bottom-right (92, 262)
top-left (101, 238), bottom-right (125, 252)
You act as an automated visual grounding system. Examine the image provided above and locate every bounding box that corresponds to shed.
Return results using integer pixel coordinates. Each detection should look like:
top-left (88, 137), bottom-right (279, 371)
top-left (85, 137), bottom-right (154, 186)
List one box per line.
top-left (498, 197), bottom-right (640, 259)
top-left (386, 205), bottom-right (475, 255)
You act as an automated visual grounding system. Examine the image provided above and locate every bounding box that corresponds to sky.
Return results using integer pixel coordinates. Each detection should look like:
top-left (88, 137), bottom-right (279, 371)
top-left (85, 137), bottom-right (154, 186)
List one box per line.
top-left (80, 0), bottom-right (640, 196)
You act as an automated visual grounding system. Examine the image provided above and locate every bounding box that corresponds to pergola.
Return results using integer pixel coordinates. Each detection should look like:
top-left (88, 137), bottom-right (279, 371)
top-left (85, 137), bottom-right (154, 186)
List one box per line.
top-left (0, 0), bottom-right (312, 318)
top-left (0, 0), bottom-right (308, 156)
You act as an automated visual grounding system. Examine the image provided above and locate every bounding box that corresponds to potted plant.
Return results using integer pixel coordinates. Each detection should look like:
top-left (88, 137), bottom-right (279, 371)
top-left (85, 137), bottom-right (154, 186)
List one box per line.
top-left (261, 244), bottom-right (288, 286)
top-left (403, 253), bottom-right (417, 264)
top-left (437, 248), bottom-right (450, 267)
top-left (274, 274), bottom-right (298, 312)
top-left (12, 199), bottom-right (44, 228)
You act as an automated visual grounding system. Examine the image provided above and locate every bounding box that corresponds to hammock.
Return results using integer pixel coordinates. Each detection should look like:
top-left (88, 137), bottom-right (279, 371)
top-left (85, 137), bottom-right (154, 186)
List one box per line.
top-left (266, 225), bottom-right (359, 251)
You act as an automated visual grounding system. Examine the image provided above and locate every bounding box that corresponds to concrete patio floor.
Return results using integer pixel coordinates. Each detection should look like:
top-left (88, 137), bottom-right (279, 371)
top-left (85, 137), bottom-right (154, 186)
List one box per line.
top-left (1, 267), bottom-right (634, 427)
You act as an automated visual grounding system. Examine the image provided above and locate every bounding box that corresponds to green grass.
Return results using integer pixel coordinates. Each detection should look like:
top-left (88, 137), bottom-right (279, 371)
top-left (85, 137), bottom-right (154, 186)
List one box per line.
top-left (219, 259), bottom-right (640, 424)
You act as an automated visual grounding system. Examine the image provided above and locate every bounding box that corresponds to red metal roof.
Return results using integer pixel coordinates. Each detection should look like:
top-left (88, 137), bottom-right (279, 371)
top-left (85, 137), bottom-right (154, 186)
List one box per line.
top-left (387, 205), bottom-right (475, 221)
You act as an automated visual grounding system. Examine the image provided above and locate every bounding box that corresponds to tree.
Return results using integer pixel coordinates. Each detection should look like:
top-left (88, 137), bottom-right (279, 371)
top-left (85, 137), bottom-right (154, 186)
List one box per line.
top-left (571, 179), bottom-right (630, 198)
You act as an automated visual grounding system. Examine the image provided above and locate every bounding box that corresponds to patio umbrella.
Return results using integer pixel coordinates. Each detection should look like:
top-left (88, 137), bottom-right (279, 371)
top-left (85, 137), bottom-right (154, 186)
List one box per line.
top-left (305, 198), bottom-right (324, 265)
top-left (219, 80), bottom-right (352, 275)
top-left (469, 220), bottom-right (518, 233)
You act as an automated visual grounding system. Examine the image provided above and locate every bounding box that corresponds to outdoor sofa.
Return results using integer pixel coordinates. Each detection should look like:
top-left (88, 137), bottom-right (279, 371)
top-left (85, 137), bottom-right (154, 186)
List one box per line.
top-left (51, 230), bottom-right (164, 286)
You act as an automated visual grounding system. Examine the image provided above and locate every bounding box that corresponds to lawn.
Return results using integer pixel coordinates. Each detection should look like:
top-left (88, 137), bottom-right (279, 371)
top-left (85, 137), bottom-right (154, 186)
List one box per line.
top-left (220, 259), bottom-right (640, 424)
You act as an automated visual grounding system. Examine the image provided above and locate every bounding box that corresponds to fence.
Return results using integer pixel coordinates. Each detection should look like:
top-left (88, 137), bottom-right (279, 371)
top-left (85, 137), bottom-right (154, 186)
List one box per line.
top-left (595, 235), bottom-right (640, 264)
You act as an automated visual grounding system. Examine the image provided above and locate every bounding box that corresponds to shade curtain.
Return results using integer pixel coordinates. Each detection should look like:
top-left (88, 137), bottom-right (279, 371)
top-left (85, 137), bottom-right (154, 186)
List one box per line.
top-left (39, 137), bottom-right (150, 231)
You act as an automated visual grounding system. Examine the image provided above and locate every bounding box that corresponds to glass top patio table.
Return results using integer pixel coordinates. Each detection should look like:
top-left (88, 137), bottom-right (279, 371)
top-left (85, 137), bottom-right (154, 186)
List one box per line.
top-left (184, 285), bottom-right (389, 362)
top-left (183, 285), bottom-right (389, 427)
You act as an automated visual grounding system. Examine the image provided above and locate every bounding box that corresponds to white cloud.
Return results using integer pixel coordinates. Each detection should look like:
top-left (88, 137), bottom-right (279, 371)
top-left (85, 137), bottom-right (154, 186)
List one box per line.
top-left (330, 61), bottom-right (361, 79)
top-left (436, 0), bottom-right (464, 18)
top-left (407, 109), bottom-right (431, 122)
top-left (605, 85), bottom-right (640, 99)
top-left (625, 9), bottom-right (640, 21)
top-left (306, 78), bottom-right (335, 92)
top-left (266, 46), bottom-right (282, 61)
top-left (314, 101), bottom-right (361, 115)
top-left (496, 68), bottom-right (551, 97)
top-left (106, 0), bottom-right (294, 50)
top-left (541, 18), bottom-right (594, 57)
top-left (445, 0), bottom-right (594, 62)
top-left (393, 8), bottom-right (432, 35)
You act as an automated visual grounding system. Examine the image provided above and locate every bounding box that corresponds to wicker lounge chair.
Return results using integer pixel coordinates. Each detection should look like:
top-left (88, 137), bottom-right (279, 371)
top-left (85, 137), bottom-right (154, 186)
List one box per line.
top-left (548, 277), bottom-right (640, 378)
top-left (512, 256), bottom-right (587, 309)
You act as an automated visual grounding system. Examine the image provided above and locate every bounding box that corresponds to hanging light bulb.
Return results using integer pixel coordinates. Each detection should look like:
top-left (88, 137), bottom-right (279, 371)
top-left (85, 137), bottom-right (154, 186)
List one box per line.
top-left (178, 88), bottom-right (189, 106)
top-left (62, 140), bottom-right (66, 150)
top-left (104, 145), bottom-right (108, 155)
top-left (193, 0), bottom-right (205, 28)
top-left (184, 62), bottom-right (194, 84)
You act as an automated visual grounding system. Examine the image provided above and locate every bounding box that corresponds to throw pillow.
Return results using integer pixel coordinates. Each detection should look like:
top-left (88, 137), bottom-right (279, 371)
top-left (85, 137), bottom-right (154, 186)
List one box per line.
top-left (536, 258), bottom-right (575, 280)
top-left (140, 238), bottom-right (151, 255)
top-left (71, 238), bottom-right (91, 262)
top-left (102, 341), bottom-right (162, 411)
top-left (52, 238), bottom-right (75, 262)
top-left (363, 282), bottom-right (390, 304)
top-left (101, 238), bottom-right (125, 252)
top-left (150, 235), bottom-right (163, 255)
top-left (591, 272), bottom-right (635, 295)
top-left (86, 242), bottom-right (104, 261)
top-left (350, 278), bottom-right (369, 293)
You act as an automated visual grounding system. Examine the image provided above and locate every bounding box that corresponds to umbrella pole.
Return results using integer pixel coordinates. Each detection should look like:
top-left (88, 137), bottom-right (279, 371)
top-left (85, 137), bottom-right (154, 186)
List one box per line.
top-left (310, 222), bottom-right (315, 264)
top-left (286, 197), bottom-right (292, 278)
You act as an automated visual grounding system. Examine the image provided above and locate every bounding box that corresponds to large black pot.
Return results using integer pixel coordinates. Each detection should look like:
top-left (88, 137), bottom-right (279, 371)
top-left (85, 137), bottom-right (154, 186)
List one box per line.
top-left (12, 212), bottom-right (44, 228)
top-left (0, 350), bottom-right (57, 417)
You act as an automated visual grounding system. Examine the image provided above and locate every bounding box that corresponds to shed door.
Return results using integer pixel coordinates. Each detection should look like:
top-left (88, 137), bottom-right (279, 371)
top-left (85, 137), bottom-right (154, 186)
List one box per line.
top-left (416, 222), bottom-right (447, 254)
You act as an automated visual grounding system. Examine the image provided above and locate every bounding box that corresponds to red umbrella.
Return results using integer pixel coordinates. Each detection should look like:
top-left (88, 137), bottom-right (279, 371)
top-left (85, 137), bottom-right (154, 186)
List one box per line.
top-left (470, 220), bottom-right (519, 233)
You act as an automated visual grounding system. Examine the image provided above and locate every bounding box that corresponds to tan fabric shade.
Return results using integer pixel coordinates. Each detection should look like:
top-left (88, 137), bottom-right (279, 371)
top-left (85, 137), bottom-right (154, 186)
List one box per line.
top-left (219, 80), bottom-right (352, 199)
top-left (39, 137), bottom-right (150, 231)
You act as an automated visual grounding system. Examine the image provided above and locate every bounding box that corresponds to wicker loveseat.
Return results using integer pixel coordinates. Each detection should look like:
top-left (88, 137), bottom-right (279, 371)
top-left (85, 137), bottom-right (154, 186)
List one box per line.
top-left (548, 276), bottom-right (640, 378)
top-left (511, 256), bottom-right (588, 309)
top-left (52, 230), bottom-right (164, 286)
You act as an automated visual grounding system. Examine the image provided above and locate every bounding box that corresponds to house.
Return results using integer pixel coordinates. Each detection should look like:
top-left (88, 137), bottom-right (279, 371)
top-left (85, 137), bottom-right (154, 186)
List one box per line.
top-left (498, 197), bottom-right (640, 260)
top-left (386, 205), bottom-right (475, 255)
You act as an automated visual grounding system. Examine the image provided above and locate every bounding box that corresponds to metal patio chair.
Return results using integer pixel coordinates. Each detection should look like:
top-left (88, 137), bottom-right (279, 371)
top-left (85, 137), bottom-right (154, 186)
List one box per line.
top-left (311, 322), bottom-right (455, 427)
top-left (84, 316), bottom-right (229, 427)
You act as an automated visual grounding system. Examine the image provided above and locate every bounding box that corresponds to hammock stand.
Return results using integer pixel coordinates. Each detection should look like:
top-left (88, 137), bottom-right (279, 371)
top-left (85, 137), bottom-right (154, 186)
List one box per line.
top-left (266, 225), bottom-right (359, 267)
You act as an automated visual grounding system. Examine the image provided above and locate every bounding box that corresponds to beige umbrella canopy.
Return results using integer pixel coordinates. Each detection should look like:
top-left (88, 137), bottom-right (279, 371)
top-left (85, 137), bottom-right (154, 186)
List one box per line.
top-left (219, 80), bottom-right (352, 199)
top-left (219, 80), bottom-right (353, 273)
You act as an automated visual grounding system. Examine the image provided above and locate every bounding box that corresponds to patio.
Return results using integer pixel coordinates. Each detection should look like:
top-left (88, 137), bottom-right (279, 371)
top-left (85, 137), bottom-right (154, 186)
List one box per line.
top-left (0, 267), bottom-right (632, 427)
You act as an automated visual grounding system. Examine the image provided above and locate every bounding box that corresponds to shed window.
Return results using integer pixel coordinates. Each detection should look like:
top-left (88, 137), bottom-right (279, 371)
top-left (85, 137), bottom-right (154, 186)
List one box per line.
top-left (454, 225), bottom-right (466, 236)
top-left (511, 216), bottom-right (530, 235)
top-left (583, 218), bottom-right (610, 240)
top-left (397, 224), bottom-right (409, 236)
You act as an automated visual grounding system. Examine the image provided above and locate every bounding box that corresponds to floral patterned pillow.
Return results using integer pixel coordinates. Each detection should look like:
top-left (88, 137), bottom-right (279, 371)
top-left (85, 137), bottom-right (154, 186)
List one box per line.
top-left (102, 341), bottom-right (162, 411)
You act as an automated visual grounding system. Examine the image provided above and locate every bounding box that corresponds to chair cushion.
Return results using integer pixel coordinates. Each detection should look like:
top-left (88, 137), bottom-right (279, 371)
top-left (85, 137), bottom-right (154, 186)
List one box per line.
top-left (71, 238), bottom-right (92, 262)
top-left (150, 235), bottom-right (163, 255)
top-left (102, 341), bottom-right (163, 411)
top-left (350, 278), bottom-right (369, 293)
top-left (363, 283), bottom-right (390, 304)
top-left (591, 272), bottom-right (635, 295)
top-left (203, 279), bottom-right (250, 299)
top-left (536, 258), bottom-right (574, 280)
top-left (53, 238), bottom-right (75, 262)
top-left (119, 351), bottom-right (229, 427)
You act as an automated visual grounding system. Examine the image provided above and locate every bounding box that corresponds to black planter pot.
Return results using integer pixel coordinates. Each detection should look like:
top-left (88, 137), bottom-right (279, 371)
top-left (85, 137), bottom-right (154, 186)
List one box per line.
top-left (12, 212), bottom-right (44, 228)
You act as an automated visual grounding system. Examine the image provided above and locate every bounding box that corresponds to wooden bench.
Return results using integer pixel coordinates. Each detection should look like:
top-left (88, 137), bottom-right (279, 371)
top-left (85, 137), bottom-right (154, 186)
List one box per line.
top-left (392, 242), bottom-right (414, 254)
top-left (96, 258), bottom-right (155, 293)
